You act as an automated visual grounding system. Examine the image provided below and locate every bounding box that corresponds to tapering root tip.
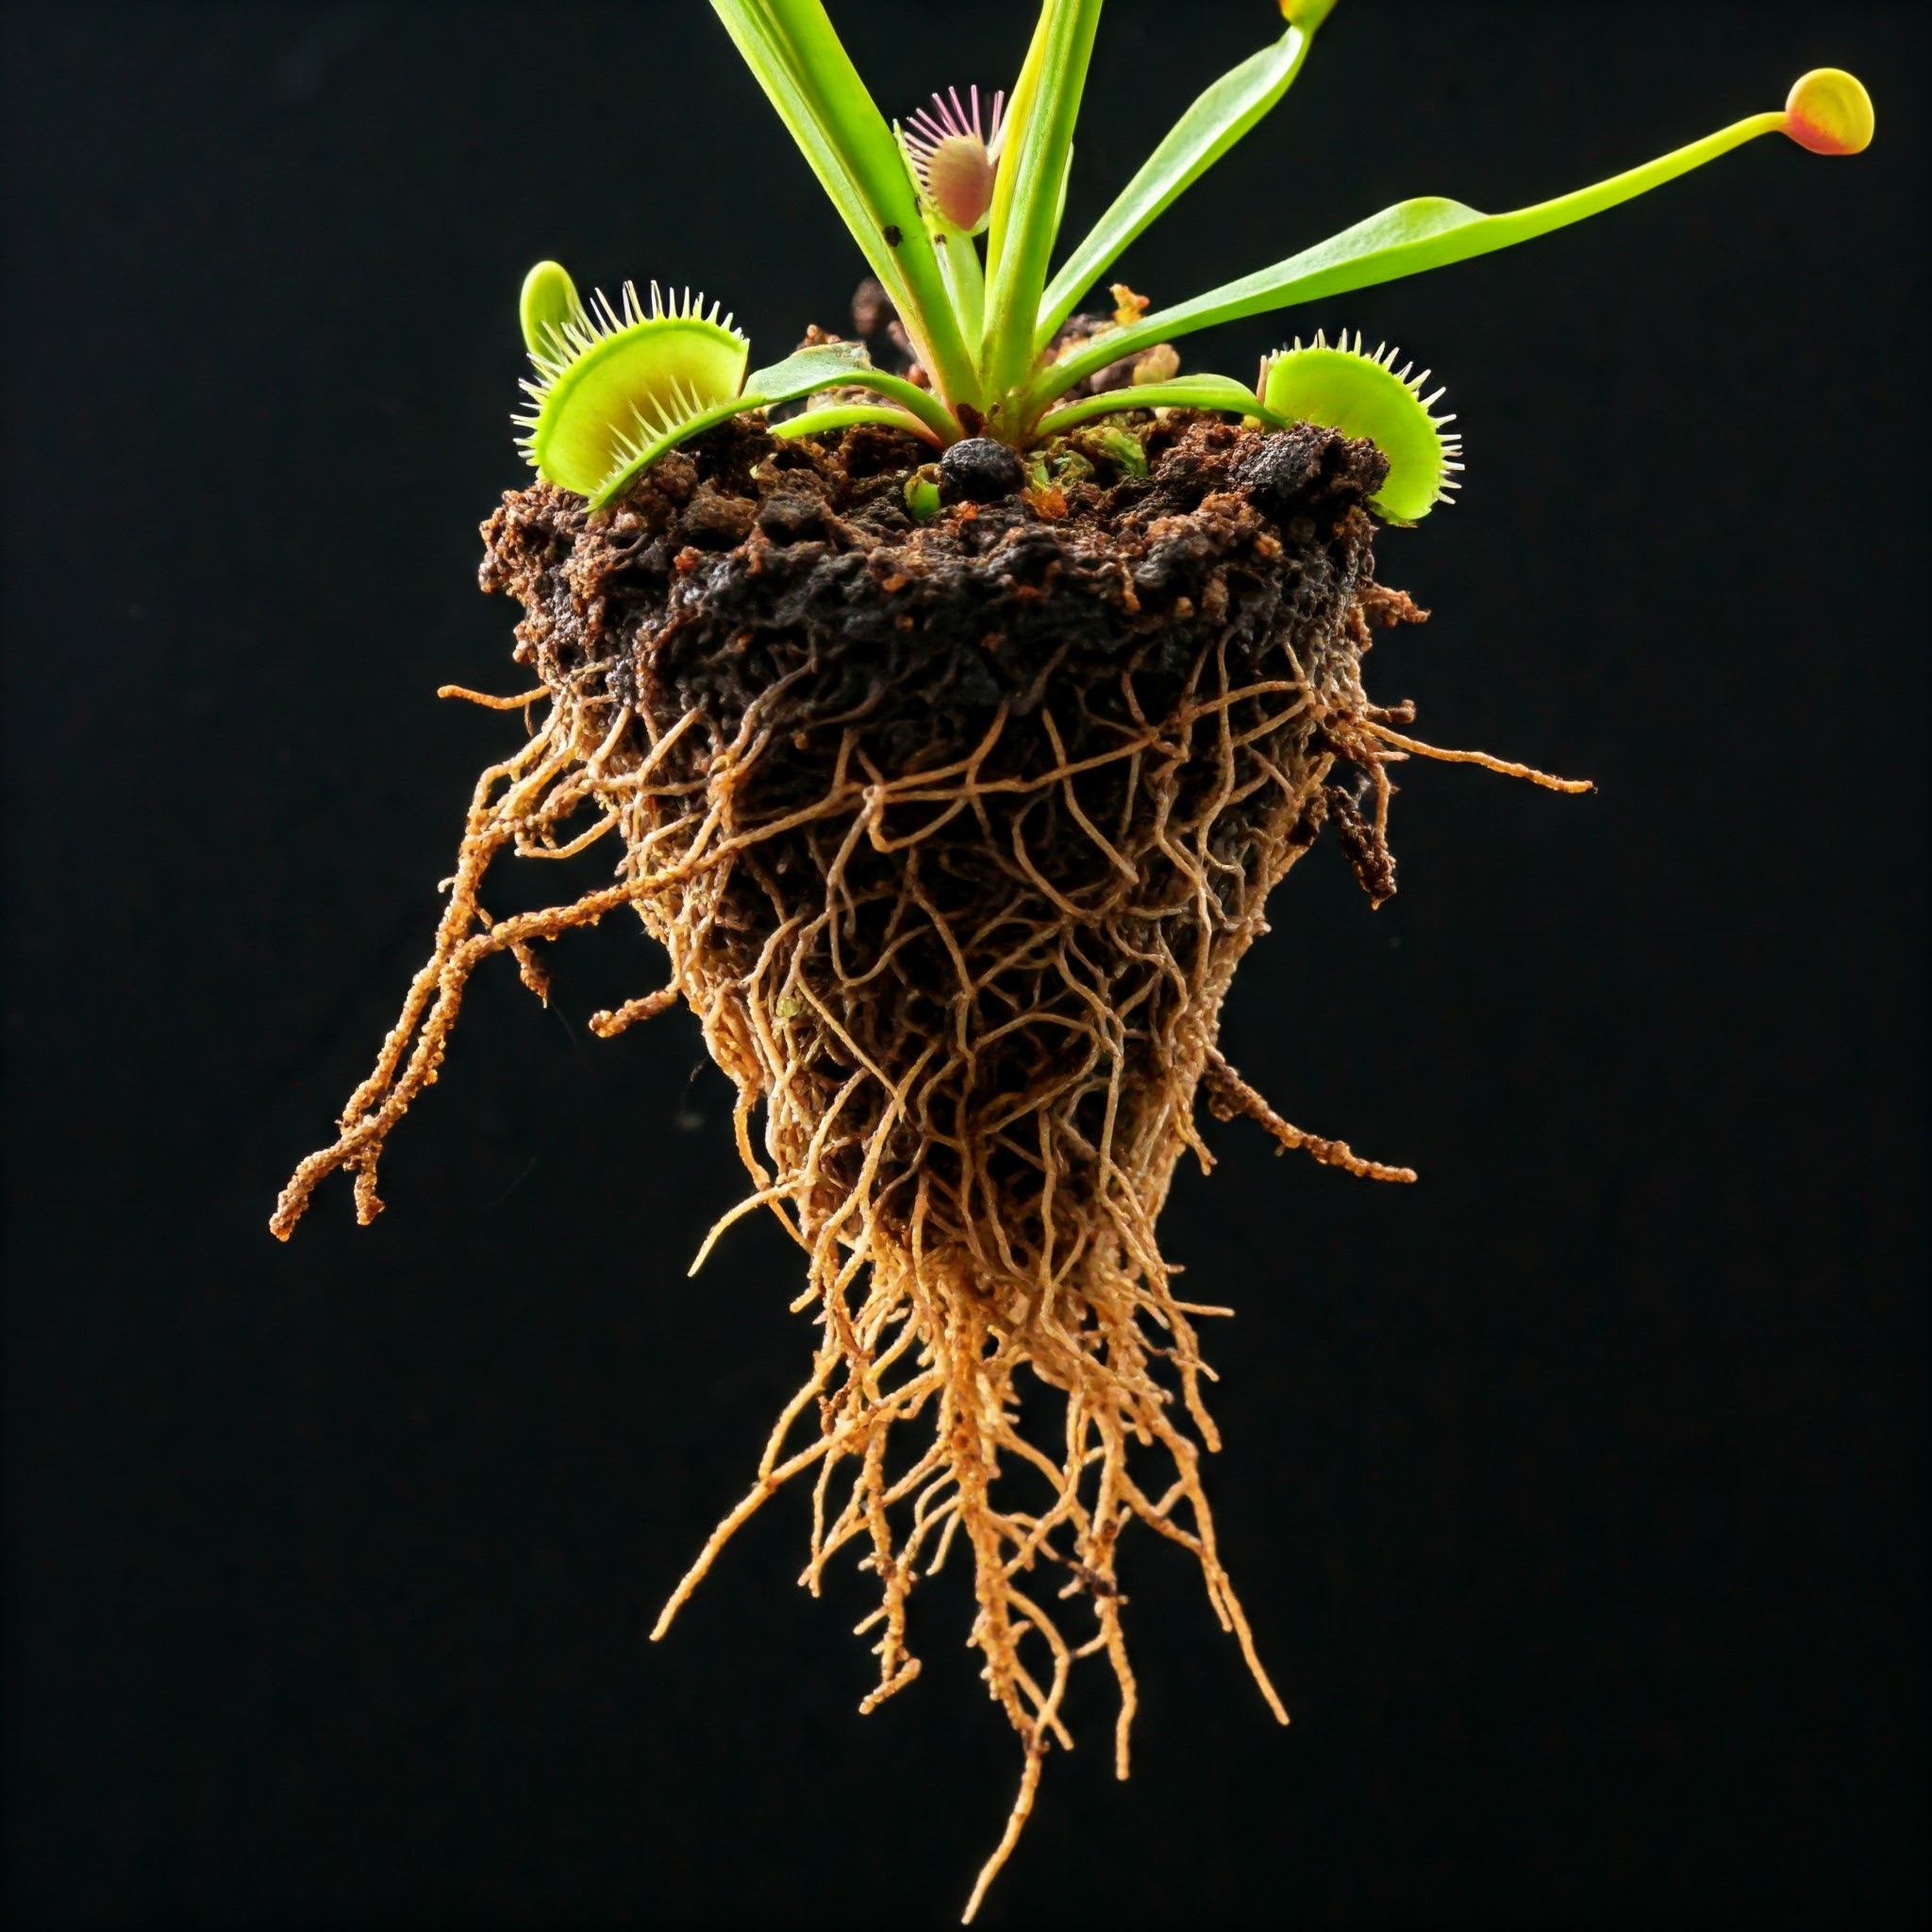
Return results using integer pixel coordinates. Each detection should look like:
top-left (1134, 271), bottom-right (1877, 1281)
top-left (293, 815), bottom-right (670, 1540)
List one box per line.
top-left (1203, 1050), bottom-right (1417, 1184)
top-left (588, 986), bottom-right (680, 1039)
top-left (961, 1748), bottom-right (1045, 1924)
top-left (437, 683), bottom-right (551, 710)
top-left (1363, 720), bottom-right (1592, 795)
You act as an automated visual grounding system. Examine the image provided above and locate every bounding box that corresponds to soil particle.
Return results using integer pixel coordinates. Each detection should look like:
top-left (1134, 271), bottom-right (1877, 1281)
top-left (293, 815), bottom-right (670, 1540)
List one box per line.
top-left (940, 436), bottom-right (1027, 505)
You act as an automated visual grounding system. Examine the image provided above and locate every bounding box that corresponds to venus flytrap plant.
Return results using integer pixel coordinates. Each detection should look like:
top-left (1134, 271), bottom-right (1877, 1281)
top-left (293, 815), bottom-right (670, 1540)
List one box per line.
top-left (516, 5), bottom-right (1870, 528)
top-left (281, 11), bottom-right (1878, 1924)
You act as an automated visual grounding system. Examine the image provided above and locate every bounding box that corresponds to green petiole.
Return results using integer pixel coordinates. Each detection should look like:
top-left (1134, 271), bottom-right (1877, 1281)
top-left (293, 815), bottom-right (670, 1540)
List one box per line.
top-left (978, 0), bottom-right (1102, 398)
top-left (837, 367), bottom-right (962, 443)
top-left (1036, 8), bottom-right (1325, 346)
top-left (772, 403), bottom-right (945, 444)
top-left (708, 0), bottom-right (983, 416)
top-left (1029, 103), bottom-right (1807, 409)
top-left (1033, 374), bottom-right (1270, 440)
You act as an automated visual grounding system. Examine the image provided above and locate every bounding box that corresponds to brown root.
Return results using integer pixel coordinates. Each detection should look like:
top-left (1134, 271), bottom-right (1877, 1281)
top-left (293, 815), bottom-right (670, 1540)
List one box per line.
top-left (273, 657), bottom-right (1301, 1918)
top-left (273, 416), bottom-right (1586, 1916)
top-left (1203, 1048), bottom-right (1419, 1184)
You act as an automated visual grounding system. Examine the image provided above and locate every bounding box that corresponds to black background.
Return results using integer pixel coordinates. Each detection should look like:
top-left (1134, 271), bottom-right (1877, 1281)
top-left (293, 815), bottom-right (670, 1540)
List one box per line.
top-left (4, 3), bottom-right (1925, 1925)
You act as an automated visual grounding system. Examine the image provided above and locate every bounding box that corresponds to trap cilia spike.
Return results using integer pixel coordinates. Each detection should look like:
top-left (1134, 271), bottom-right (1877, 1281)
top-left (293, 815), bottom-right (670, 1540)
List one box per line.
top-left (272, 4), bottom-right (1872, 1919)
top-left (513, 278), bottom-right (749, 501)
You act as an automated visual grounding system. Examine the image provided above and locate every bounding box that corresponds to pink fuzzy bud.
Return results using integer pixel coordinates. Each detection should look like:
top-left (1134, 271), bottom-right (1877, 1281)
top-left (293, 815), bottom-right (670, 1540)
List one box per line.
top-left (902, 86), bottom-right (1007, 235)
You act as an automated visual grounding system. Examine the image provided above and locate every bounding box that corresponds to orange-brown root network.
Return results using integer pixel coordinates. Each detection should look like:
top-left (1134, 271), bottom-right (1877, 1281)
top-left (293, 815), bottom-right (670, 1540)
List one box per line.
top-left (272, 414), bottom-right (1584, 1917)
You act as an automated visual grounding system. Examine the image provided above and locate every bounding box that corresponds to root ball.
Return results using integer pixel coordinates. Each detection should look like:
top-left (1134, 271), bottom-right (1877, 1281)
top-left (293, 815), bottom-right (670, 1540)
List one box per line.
top-left (275, 413), bottom-right (1449, 1914)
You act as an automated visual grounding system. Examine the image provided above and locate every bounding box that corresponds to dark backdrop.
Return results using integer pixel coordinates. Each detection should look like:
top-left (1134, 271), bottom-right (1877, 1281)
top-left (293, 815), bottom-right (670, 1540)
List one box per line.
top-left (4, 4), bottom-right (1925, 1925)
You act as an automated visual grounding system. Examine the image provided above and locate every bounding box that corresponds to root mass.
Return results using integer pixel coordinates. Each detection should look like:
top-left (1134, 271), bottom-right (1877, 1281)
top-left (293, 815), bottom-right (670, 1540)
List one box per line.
top-left (272, 412), bottom-right (1551, 1916)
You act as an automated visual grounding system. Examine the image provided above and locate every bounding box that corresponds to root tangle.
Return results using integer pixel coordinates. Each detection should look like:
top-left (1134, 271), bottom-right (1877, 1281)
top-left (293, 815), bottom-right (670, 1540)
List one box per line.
top-left (272, 418), bottom-right (1581, 1915)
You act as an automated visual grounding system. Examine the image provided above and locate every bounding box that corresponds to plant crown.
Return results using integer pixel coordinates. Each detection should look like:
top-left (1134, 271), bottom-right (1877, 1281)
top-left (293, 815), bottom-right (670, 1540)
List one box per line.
top-left (516, 3), bottom-right (1872, 517)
